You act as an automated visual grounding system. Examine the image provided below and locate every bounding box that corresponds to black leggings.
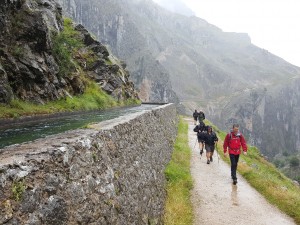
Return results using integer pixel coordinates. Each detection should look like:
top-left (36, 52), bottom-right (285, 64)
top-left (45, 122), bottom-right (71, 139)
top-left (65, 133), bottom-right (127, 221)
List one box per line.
top-left (229, 154), bottom-right (240, 180)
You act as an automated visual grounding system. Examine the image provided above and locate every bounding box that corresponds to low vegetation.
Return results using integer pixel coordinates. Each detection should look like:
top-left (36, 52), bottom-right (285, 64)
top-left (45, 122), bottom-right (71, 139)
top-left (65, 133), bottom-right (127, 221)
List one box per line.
top-left (52, 17), bottom-right (84, 78)
top-left (273, 154), bottom-right (300, 183)
top-left (207, 121), bottom-right (300, 224)
top-left (0, 81), bottom-right (140, 118)
top-left (12, 180), bottom-right (26, 201)
top-left (164, 117), bottom-right (193, 225)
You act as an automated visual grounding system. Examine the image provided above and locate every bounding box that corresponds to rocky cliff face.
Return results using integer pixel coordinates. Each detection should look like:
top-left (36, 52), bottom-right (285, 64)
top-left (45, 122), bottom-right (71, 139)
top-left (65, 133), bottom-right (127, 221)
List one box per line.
top-left (261, 81), bottom-right (300, 158)
top-left (57, 0), bottom-right (178, 103)
top-left (225, 78), bottom-right (300, 158)
top-left (0, 0), bottom-right (138, 105)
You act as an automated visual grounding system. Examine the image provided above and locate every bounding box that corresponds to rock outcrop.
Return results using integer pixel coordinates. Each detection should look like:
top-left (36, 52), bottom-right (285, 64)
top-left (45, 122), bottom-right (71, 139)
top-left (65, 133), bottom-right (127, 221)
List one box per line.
top-left (0, 104), bottom-right (177, 225)
top-left (0, 0), bottom-right (138, 105)
top-left (57, 0), bottom-right (179, 103)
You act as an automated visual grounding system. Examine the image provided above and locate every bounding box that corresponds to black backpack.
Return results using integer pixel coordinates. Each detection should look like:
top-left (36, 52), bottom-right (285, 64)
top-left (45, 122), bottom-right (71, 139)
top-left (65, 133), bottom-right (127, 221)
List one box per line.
top-left (193, 122), bottom-right (206, 132)
top-left (198, 112), bottom-right (205, 119)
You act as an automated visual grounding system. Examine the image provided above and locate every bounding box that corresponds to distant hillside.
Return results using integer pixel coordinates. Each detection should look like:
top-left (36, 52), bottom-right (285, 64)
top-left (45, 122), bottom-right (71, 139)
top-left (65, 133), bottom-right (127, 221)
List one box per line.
top-left (57, 0), bottom-right (300, 162)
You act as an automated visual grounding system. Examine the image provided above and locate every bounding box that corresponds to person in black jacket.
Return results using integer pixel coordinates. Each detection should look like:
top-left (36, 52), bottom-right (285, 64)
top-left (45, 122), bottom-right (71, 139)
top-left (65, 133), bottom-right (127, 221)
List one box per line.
top-left (193, 122), bottom-right (207, 155)
top-left (193, 110), bottom-right (198, 125)
top-left (204, 126), bottom-right (218, 164)
top-left (198, 110), bottom-right (205, 123)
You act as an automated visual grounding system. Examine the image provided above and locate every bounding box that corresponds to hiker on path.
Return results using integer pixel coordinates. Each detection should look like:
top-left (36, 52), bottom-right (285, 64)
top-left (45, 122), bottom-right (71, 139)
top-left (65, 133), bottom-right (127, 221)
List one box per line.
top-left (198, 110), bottom-right (205, 123)
top-left (194, 121), bottom-right (207, 155)
top-left (204, 126), bottom-right (218, 164)
top-left (193, 110), bottom-right (198, 125)
top-left (223, 124), bottom-right (247, 185)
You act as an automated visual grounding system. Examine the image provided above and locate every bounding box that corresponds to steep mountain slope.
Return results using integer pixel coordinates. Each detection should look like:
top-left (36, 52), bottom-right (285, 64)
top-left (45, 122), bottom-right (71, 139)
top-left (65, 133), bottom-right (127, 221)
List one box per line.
top-left (57, 0), bottom-right (178, 103)
top-left (222, 79), bottom-right (300, 156)
top-left (57, 0), bottom-right (300, 162)
top-left (58, 0), bottom-right (300, 103)
top-left (123, 0), bottom-right (300, 101)
top-left (0, 0), bottom-right (138, 107)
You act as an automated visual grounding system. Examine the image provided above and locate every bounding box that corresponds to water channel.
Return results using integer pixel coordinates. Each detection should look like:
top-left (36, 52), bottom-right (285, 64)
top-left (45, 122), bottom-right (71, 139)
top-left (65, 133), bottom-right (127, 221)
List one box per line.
top-left (0, 104), bottom-right (160, 149)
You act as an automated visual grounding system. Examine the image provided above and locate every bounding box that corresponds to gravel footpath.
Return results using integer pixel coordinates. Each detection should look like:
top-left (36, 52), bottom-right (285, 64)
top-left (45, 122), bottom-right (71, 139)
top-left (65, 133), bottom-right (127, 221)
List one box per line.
top-left (186, 118), bottom-right (296, 225)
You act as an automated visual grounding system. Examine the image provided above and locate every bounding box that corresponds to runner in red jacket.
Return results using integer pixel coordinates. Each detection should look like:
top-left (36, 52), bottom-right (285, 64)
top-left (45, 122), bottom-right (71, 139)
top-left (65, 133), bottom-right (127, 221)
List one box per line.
top-left (223, 124), bottom-right (247, 185)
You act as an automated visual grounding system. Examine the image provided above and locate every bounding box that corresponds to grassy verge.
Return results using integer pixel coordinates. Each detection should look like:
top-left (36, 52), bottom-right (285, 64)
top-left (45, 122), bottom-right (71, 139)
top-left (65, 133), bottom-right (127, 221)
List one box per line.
top-left (164, 117), bottom-right (193, 225)
top-left (0, 81), bottom-right (141, 119)
top-left (208, 121), bottom-right (300, 224)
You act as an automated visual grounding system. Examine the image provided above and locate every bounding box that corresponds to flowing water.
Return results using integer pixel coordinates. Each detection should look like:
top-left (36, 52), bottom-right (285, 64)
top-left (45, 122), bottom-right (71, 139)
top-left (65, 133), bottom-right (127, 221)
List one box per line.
top-left (0, 104), bottom-right (159, 149)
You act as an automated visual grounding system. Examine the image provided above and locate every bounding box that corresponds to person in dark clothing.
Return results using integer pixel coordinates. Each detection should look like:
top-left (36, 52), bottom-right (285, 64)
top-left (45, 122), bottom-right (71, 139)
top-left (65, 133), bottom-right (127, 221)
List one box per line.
top-left (193, 110), bottom-right (198, 125)
top-left (198, 110), bottom-right (205, 123)
top-left (223, 124), bottom-right (247, 185)
top-left (204, 126), bottom-right (218, 164)
top-left (193, 122), bottom-right (207, 155)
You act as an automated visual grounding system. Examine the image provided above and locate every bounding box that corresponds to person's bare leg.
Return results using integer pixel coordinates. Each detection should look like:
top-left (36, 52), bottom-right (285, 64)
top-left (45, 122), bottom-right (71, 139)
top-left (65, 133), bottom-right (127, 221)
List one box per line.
top-left (206, 150), bottom-right (212, 164)
top-left (199, 142), bottom-right (204, 155)
top-left (210, 150), bottom-right (214, 162)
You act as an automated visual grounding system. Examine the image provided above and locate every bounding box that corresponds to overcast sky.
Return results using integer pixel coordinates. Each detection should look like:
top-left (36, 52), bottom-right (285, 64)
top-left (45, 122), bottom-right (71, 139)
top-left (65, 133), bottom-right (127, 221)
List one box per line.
top-left (153, 0), bottom-right (300, 67)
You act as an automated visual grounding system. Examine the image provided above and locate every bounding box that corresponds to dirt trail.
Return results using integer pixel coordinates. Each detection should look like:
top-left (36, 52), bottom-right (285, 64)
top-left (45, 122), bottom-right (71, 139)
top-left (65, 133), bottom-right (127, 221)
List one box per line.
top-left (186, 118), bottom-right (296, 225)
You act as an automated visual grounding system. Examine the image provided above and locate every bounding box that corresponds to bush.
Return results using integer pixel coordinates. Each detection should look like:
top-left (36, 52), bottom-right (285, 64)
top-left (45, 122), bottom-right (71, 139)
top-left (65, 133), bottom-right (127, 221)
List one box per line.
top-left (273, 159), bottom-right (285, 168)
top-left (52, 17), bottom-right (83, 77)
top-left (290, 156), bottom-right (300, 168)
top-left (12, 180), bottom-right (26, 201)
top-left (283, 151), bottom-right (290, 157)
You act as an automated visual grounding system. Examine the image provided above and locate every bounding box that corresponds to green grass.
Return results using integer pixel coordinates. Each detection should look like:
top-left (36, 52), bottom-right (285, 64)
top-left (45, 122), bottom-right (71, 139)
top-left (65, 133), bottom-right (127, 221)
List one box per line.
top-left (12, 180), bottom-right (26, 201)
top-left (0, 81), bottom-right (140, 118)
top-left (164, 117), bottom-right (193, 225)
top-left (209, 121), bottom-right (300, 224)
top-left (52, 17), bottom-right (84, 78)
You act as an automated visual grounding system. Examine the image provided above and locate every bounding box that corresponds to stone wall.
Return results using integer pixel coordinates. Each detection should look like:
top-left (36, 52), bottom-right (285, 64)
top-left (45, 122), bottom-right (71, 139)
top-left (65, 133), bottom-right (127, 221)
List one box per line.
top-left (0, 104), bottom-right (177, 225)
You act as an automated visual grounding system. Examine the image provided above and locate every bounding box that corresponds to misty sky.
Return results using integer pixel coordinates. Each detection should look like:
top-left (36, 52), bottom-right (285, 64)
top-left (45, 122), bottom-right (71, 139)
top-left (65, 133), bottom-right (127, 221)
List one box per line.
top-left (153, 0), bottom-right (300, 67)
